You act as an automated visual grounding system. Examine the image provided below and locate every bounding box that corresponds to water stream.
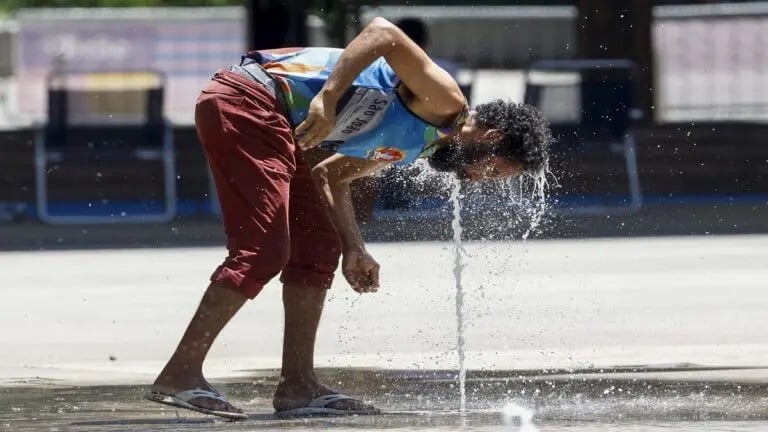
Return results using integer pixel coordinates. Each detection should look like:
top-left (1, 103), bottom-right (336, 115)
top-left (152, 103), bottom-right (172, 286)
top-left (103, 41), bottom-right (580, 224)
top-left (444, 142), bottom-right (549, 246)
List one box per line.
top-left (450, 177), bottom-right (467, 414)
top-left (449, 168), bottom-right (552, 417)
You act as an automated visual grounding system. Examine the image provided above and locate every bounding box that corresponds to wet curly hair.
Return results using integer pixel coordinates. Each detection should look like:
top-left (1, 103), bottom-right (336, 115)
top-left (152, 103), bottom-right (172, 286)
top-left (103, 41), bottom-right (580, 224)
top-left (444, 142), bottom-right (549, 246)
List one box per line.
top-left (474, 100), bottom-right (553, 173)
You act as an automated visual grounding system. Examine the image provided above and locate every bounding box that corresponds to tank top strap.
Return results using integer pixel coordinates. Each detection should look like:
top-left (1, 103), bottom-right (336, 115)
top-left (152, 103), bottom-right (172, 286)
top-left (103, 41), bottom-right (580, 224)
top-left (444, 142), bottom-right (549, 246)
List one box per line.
top-left (439, 103), bottom-right (470, 135)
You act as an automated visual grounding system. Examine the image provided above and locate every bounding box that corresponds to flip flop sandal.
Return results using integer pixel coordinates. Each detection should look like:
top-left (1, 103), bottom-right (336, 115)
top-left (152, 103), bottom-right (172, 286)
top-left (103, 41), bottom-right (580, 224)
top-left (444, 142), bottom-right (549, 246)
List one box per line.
top-left (144, 388), bottom-right (248, 421)
top-left (275, 393), bottom-right (380, 418)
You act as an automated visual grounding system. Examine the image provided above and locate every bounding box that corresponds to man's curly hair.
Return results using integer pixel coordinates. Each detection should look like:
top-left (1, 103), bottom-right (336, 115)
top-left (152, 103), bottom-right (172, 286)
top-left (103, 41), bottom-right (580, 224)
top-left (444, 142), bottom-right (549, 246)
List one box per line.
top-left (474, 100), bottom-right (553, 173)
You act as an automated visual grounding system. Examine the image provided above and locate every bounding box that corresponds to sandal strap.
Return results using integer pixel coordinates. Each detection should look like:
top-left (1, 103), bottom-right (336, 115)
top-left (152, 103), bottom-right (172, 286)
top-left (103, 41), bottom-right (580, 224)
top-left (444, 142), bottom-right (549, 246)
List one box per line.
top-left (308, 393), bottom-right (356, 408)
top-left (174, 389), bottom-right (228, 404)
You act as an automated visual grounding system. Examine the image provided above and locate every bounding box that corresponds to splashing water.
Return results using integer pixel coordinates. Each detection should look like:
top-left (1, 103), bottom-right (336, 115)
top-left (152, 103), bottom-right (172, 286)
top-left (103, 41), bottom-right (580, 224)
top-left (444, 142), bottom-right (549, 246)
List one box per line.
top-left (502, 403), bottom-right (539, 432)
top-left (450, 176), bottom-right (467, 414)
top-left (456, 165), bottom-right (554, 241)
top-left (519, 168), bottom-right (552, 241)
top-left (377, 160), bottom-right (554, 236)
top-left (385, 160), bottom-right (555, 416)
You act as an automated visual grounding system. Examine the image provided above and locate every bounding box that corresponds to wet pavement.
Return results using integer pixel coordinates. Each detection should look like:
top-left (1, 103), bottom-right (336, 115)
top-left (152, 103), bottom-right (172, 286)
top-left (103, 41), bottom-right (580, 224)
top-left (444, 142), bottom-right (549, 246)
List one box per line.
top-left (3, 368), bottom-right (768, 431)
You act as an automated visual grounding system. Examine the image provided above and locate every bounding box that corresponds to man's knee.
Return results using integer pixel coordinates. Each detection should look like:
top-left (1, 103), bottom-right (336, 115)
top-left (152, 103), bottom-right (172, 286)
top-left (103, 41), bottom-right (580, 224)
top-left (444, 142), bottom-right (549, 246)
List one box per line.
top-left (281, 236), bottom-right (341, 290)
top-left (211, 243), bottom-right (292, 298)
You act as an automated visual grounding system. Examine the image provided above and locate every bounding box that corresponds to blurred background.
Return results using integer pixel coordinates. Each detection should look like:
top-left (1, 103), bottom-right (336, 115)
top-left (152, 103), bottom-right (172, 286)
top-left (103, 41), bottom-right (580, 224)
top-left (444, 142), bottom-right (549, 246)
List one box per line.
top-left (1, 0), bottom-right (767, 249)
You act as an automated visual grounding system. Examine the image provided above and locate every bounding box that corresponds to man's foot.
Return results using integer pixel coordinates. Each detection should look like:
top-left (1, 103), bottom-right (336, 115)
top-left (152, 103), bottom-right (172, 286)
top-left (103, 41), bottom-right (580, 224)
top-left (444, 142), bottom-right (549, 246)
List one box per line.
top-left (147, 372), bottom-right (245, 419)
top-left (273, 381), bottom-right (378, 416)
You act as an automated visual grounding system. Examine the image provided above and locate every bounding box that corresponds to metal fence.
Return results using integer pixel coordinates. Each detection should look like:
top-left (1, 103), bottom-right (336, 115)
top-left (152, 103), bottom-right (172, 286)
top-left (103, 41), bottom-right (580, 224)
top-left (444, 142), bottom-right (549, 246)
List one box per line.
top-left (364, 3), bottom-right (768, 123)
top-left (4, 4), bottom-right (768, 126)
top-left (654, 2), bottom-right (768, 122)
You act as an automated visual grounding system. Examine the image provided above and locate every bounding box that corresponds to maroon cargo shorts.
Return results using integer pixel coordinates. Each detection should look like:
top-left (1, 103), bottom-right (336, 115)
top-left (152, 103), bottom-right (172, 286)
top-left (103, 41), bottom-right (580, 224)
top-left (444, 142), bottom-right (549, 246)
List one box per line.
top-left (195, 70), bottom-right (342, 298)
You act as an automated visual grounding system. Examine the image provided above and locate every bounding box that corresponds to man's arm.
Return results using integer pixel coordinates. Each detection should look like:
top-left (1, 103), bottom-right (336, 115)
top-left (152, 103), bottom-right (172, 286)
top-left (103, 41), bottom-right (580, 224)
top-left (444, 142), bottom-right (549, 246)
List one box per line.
top-left (311, 154), bottom-right (389, 292)
top-left (311, 154), bottom-right (387, 252)
top-left (296, 17), bottom-right (466, 149)
top-left (324, 17), bottom-right (464, 113)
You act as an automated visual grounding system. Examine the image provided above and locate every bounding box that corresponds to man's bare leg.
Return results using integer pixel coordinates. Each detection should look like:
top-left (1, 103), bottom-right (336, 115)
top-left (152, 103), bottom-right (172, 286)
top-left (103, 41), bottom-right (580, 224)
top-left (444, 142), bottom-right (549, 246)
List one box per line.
top-left (273, 283), bottom-right (371, 411)
top-left (151, 282), bottom-right (247, 413)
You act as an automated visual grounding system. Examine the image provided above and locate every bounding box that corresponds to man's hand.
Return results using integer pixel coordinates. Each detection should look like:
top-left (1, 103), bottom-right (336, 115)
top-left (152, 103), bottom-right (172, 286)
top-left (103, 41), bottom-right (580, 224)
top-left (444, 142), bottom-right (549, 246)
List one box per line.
top-left (295, 90), bottom-right (337, 151)
top-left (311, 155), bottom-right (389, 293)
top-left (342, 248), bottom-right (380, 293)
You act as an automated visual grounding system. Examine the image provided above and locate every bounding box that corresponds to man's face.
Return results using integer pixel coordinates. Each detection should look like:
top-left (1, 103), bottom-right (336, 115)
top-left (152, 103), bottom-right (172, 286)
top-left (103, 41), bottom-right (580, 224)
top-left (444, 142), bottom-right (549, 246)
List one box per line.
top-left (427, 120), bottom-right (523, 182)
top-left (456, 155), bottom-right (523, 182)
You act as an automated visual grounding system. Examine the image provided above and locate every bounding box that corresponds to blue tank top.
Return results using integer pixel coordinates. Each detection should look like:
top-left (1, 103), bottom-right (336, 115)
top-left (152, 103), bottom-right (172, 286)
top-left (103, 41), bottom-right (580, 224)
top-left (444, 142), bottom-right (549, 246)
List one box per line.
top-left (247, 47), bottom-right (467, 165)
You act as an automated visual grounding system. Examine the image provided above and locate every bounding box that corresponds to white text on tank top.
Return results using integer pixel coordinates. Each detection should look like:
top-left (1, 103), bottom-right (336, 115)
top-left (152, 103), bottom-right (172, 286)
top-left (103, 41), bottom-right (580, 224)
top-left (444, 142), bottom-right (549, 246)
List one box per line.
top-left (324, 87), bottom-right (396, 142)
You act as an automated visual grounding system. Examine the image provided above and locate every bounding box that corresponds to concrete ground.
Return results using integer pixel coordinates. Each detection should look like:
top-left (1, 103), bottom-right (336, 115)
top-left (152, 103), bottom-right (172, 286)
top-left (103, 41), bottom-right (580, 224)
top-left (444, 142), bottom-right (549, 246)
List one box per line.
top-left (2, 235), bottom-right (768, 430)
top-left (1, 235), bottom-right (766, 386)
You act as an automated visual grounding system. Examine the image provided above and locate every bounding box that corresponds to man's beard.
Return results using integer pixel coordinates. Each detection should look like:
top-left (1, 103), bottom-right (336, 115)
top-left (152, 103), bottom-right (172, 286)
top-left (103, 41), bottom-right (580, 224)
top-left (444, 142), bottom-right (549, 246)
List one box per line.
top-left (427, 140), bottom-right (494, 177)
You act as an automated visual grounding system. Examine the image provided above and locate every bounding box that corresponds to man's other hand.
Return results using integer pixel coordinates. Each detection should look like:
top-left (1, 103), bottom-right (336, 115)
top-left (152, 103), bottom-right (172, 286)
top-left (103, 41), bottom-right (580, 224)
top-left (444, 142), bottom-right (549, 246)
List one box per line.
top-left (342, 249), bottom-right (380, 293)
top-left (295, 90), bottom-right (337, 150)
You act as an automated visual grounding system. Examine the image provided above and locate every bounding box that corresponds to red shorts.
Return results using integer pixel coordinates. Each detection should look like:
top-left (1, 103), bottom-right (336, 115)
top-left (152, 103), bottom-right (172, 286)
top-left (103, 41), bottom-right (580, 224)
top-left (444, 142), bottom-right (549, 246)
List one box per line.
top-left (195, 70), bottom-right (342, 298)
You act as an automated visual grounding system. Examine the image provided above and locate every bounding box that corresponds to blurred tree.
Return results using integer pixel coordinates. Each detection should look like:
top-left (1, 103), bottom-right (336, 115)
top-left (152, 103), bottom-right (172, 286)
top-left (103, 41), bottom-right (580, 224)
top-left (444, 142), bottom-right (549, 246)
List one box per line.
top-left (2, 0), bottom-right (345, 10)
top-left (2, 0), bottom-right (242, 10)
top-left (3, 0), bottom-right (243, 9)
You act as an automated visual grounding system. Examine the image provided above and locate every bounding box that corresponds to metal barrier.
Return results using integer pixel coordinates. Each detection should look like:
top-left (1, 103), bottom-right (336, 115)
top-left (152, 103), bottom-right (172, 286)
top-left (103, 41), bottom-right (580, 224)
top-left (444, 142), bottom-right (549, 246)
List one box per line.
top-left (525, 59), bottom-right (642, 215)
top-left (14, 7), bottom-right (245, 127)
top-left (35, 69), bottom-right (176, 224)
